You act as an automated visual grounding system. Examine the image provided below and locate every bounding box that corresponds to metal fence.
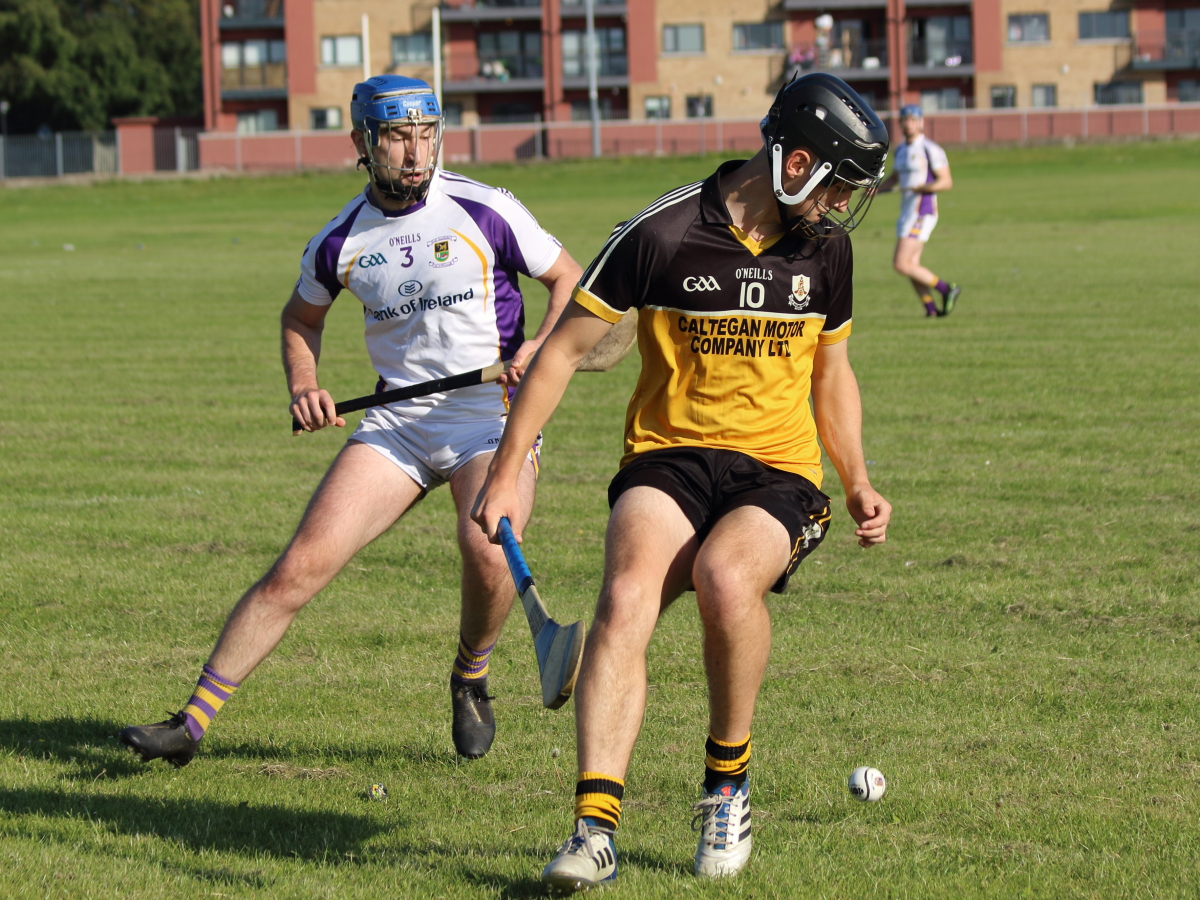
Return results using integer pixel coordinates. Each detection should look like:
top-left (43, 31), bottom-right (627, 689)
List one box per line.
top-left (0, 131), bottom-right (118, 178)
top-left (196, 103), bottom-right (1200, 171)
top-left (153, 127), bottom-right (202, 172)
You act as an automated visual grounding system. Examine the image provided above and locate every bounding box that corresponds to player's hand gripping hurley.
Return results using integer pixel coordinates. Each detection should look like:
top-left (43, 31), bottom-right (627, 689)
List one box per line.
top-left (496, 517), bottom-right (585, 709)
top-left (291, 361), bottom-right (511, 435)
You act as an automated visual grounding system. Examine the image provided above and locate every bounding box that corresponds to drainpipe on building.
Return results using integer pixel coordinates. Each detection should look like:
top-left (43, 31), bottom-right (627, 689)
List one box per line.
top-left (432, 5), bottom-right (443, 167)
top-left (586, 0), bottom-right (600, 157)
top-left (362, 13), bottom-right (371, 81)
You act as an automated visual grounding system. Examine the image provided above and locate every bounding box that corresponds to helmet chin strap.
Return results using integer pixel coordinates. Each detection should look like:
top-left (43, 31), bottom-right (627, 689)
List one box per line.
top-left (771, 143), bottom-right (833, 206)
top-left (771, 143), bottom-right (834, 234)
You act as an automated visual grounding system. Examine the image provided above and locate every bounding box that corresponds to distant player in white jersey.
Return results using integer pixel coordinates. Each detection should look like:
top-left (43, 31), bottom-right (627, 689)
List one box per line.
top-left (119, 76), bottom-right (582, 766)
top-left (878, 105), bottom-right (961, 317)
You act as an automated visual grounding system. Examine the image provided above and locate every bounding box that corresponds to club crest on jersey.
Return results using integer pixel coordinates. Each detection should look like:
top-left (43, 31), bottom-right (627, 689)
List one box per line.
top-left (789, 274), bottom-right (811, 311)
top-left (428, 235), bottom-right (459, 268)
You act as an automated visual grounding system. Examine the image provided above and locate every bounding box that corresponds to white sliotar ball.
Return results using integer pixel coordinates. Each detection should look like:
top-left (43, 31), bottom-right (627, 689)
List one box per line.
top-left (848, 766), bottom-right (887, 802)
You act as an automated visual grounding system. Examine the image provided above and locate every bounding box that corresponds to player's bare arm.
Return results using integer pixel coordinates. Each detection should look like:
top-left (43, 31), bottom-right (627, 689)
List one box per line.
top-left (282, 288), bottom-right (345, 433)
top-left (473, 301), bottom-right (612, 540)
top-left (500, 248), bottom-right (583, 388)
top-left (811, 339), bottom-right (891, 547)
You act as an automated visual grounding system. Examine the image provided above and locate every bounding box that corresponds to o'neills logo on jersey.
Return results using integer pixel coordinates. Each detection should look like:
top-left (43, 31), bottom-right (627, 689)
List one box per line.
top-left (683, 276), bottom-right (720, 292)
top-left (788, 275), bottom-right (811, 311)
top-left (735, 267), bottom-right (773, 281)
top-left (368, 288), bottom-right (474, 321)
top-left (428, 235), bottom-right (459, 268)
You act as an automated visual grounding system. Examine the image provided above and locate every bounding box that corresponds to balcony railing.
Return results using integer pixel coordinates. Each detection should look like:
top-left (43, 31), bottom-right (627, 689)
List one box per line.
top-left (1132, 30), bottom-right (1200, 69)
top-left (222, 62), bottom-right (288, 93)
top-left (909, 37), bottom-right (973, 68)
top-left (788, 38), bottom-right (888, 76)
top-left (478, 52), bottom-right (543, 79)
top-left (219, 0), bottom-right (284, 29)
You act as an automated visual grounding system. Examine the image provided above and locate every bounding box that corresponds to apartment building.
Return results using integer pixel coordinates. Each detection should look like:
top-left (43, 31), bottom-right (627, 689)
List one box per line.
top-left (200, 0), bottom-right (1200, 134)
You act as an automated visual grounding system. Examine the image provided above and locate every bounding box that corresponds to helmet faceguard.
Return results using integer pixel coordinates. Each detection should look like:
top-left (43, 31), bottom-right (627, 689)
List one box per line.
top-left (351, 76), bottom-right (443, 203)
top-left (760, 73), bottom-right (890, 239)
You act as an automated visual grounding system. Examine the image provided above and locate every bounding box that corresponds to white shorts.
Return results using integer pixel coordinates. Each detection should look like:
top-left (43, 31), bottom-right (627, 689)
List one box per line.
top-left (351, 408), bottom-right (541, 490)
top-left (897, 210), bottom-right (938, 242)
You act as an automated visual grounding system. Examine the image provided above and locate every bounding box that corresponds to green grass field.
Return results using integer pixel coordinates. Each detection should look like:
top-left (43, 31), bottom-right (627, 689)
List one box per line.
top-left (2, 139), bottom-right (1199, 899)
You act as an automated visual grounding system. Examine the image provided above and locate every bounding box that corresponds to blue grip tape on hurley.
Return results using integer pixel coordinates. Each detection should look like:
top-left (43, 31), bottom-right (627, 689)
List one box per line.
top-left (498, 518), bottom-right (535, 595)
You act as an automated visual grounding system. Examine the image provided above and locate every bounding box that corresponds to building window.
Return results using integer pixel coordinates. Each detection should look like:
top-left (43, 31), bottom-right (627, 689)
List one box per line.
top-left (911, 16), bottom-right (972, 66)
top-left (321, 35), bottom-right (362, 67)
top-left (237, 109), bottom-right (278, 133)
top-left (443, 102), bottom-right (463, 126)
top-left (644, 95), bottom-right (671, 119)
top-left (1008, 14), bottom-right (1049, 42)
top-left (733, 21), bottom-right (785, 51)
top-left (310, 108), bottom-right (342, 130)
top-left (562, 28), bottom-right (627, 77)
top-left (1031, 83), bottom-right (1057, 107)
top-left (662, 24), bottom-right (704, 54)
top-left (686, 95), bottom-right (713, 118)
top-left (1179, 80), bottom-right (1200, 102)
top-left (478, 30), bottom-right (542, 79)
top-left (1095, 81), bottom-right (1143, 104)
top-left (990, 85), bottom-right (1017, 107)
top-left (392, 33), bottom-right (433, 64)
top-left (221, 39), bottom-right (286, 89)
top-left (921, 87), bottom-right (964, 111)
top-left (1078, 11), bottom-right (1129, 39)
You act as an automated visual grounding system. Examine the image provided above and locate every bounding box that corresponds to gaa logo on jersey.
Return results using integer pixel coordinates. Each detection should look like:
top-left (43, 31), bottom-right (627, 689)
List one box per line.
top-left (788, 274), bottom-right (811, 311)
top-left (428, 235), bottom-right (459, 268)
top-left (358, 252), bottom-right (388, 268)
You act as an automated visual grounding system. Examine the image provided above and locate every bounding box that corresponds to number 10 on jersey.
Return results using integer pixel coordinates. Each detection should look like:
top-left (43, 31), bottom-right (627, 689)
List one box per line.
top-left (739, 281), bottom-right (765, 308)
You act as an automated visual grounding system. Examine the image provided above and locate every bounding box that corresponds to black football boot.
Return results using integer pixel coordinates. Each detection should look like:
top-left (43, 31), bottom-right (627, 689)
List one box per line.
top-left (119, 711), bottom-right (199, 767)
top-left (451, 678), bottom-right (495, 759)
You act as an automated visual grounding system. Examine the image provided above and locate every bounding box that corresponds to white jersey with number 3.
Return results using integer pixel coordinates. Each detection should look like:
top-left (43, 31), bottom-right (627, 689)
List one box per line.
top-left (296, 170), bottom-right (562, 421)
top-left (893, 134), bottom-right (948, 222)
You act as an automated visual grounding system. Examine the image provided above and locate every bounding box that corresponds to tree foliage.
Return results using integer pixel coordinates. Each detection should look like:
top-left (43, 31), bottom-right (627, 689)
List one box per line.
top-left (0, 0), bottom-right (201, 133)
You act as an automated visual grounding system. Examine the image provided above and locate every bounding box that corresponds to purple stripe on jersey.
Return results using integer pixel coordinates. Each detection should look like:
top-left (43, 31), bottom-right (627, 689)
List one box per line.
top-left (314, 200), bottom-right (367, 301)
top-left (919, 143), bottom-right (937, 216)
top-left (494, 267), bottom-right (527, 387)
top-left (449, 195), bottom-right (530, 276)
top-left (449, 194), bottom-right (530, 383)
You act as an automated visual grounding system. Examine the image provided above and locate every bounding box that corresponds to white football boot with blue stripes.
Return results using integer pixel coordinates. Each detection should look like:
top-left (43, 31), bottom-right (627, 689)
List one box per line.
top-left (692, 779), bottom-right (753, 878)
top-left (541, 819), bottom-right (617, 892)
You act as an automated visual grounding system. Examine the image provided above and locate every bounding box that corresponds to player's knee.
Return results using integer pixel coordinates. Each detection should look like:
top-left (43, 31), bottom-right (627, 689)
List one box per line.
top-left (259, 554), bottom-right (330, 610)
top-left (693, 565), bottom-right (759, 625)
top-left (595, 574), bottom-right (657, 635)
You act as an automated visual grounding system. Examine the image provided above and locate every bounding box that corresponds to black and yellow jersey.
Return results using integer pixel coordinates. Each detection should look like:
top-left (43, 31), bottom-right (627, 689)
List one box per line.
top-left (572, 160), bottom-right (855, 488)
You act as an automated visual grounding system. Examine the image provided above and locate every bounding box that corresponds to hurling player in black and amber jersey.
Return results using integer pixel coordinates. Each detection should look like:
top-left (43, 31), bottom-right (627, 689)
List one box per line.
top-left (474, 73), bottom-right (893, 891)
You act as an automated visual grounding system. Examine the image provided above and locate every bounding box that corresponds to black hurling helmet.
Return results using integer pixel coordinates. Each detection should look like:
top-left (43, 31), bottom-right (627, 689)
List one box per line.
top-left (760, 72), bottom-right (889, 237)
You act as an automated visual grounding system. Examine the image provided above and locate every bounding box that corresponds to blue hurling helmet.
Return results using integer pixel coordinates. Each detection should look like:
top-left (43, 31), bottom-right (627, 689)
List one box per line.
top-left (351, 75), bottom-right (443, 202)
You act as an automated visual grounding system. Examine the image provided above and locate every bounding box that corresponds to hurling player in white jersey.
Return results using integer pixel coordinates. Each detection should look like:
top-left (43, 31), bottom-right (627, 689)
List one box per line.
top-left (118, 76), bottom-right (582, 767)
top-left (877, 105), bottom-right (961, 317)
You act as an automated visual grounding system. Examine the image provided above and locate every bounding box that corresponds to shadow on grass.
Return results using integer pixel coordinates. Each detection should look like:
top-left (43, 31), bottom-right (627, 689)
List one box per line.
top-left (1, 716), bottom-right (146, 776)
top-left (0, 716), bottom-right (462, 773)
top-left (0, 785), bottom-right (388, 861)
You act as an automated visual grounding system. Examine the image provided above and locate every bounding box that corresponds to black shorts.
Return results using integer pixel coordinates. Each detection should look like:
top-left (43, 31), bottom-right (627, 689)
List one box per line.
top-left (607, 446), bottom-right (832, 593)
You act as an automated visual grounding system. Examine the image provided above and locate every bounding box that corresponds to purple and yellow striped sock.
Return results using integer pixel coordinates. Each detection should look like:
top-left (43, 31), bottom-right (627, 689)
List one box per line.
top-left (182, 665), bottom-right (240, 742)
top-left (450, 635), bottom-right (494, 685)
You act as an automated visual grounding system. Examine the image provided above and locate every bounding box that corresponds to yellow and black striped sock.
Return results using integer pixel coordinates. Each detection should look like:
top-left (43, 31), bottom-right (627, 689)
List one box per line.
top-left (704, 733), bottom-right (751, 792)
top-left (575, 772), bottom-right (624, 831)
